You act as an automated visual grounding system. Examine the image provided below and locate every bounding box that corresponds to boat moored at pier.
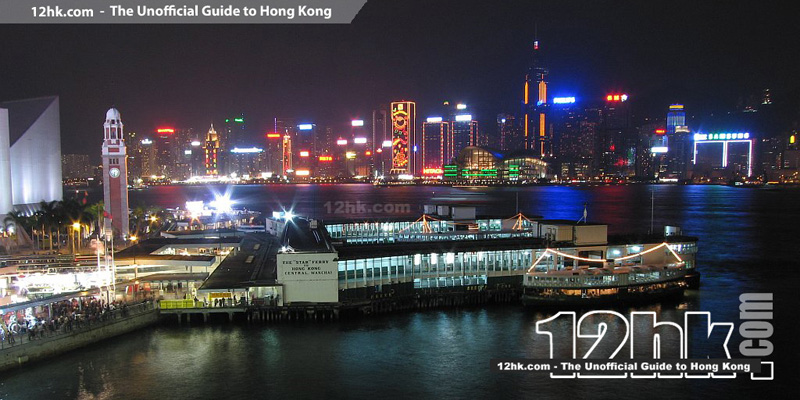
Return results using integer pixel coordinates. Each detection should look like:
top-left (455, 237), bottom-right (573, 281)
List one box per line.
top-left (521, 243), bottom-right (690, 306)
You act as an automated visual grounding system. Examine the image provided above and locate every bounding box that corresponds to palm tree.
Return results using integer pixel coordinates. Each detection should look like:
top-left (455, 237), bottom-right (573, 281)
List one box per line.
top-left (129, 205), bottom-right (147, 239)
top-left (84, 201), bottom-right (104, 236)
top-left (37, 201), bottom-right (60, 251)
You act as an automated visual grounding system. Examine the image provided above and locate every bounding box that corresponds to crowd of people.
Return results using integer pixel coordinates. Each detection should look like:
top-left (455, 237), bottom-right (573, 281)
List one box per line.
top-left (1, 296), bottom-right (150, 346)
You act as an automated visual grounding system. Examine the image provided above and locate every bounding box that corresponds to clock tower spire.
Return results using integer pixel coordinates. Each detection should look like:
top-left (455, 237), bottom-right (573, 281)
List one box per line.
top-left (101, 107), bottom-right (130, 239)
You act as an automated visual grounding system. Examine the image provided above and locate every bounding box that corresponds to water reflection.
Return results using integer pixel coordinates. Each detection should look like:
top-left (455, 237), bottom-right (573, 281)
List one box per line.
top-left (1, 185), bottom-right (795, 399)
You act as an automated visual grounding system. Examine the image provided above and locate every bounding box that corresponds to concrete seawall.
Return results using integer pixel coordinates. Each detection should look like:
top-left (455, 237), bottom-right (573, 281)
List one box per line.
top-left (0, 304), bottom-right (158, 373)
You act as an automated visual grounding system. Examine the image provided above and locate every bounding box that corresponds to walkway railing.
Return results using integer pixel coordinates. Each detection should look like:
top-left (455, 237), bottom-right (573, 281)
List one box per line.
top-left (0, 301), bottom-right (155, 351)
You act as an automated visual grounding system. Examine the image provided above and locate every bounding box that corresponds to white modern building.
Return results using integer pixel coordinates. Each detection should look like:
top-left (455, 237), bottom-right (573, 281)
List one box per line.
top-left (0, 96), bottom-right (63, 217)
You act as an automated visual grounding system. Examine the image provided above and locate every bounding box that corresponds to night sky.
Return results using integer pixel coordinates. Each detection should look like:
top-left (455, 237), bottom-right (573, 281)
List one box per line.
top-left (1, 0), bottom-right (799, 161)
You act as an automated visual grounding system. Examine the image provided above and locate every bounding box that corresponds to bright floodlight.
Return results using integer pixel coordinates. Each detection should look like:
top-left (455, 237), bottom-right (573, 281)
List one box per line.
top-left (283, 210), bottom-right (295, 220)
top-left (211, 195), bottom-right (233, 212)
top-left (186, 201), bottom-right (205, 215)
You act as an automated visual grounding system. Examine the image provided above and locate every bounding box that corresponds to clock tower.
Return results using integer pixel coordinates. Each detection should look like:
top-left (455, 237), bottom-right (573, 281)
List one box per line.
top-left (101, 107), bottom-right (130, 239)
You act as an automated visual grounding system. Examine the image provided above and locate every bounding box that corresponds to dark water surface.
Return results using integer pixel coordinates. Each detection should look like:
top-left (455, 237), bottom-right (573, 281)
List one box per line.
top-left (1, 184), bottom-right (796, 399)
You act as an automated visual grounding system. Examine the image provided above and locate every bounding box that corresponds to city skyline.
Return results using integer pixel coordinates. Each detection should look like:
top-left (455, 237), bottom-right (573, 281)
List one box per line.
top-left (2, 0), bottom-right (800, 160)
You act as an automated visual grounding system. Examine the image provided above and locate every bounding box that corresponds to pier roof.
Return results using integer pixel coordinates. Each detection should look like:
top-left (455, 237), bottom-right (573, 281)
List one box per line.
top-left (281, 218), bottom-right (334, 252)
top-left (334, 233), bottom-right (698, 260)
top-left (320, 214), bottom-right (544, 225)
top-left (607, 233), bottom-right (699, 244)
top-left (199, 234), bottom-right (278, 291)
top-left (335, 237), bottom-right (545, 260)
top-left (537, 219), bottom-right (606, 226)
top-left (115, 237), bottom-right (243, 261)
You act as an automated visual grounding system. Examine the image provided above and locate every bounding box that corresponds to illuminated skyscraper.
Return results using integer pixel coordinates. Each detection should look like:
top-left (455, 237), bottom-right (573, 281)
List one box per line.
top-left (223, 115), bottom-right (247, 175)
top-left (372, 107), bottom-right (391, 176)
top-left (598, 94), bottom-right (634, 176)
top-left (498, 114), bottom-right (524, 152)
top-left (282, 134), bottom-right (292, 174)
top-left (422, 117), bottom-right (449, 170)
top-left (204, 124), bottom-right (219, 175)
top-left (523, 38), bottom-right (549, 156)
top-left (265, 131), bottom-right (283, 175)
top-left (139, 137), bottom-right (156, 177)
top-left (62, 154), bottom-right (92, 180)
top-left (274, 117), bottom-right (296, 175)
top-left (350, 120), bottom-right (371, 176)
top-left (154, 127), bottom-right (177, 178)
top-left (101, 107), bottom-right (129, 238)
top-left (665, 105), bottom-right (691, 179)
top-left (124, 131), bottom-right (140, 180)
top-left (666, 104), bottom-right (686, 135)
top-left (450, 114), bottom-right (478, 161)
top-left (390, 101), bottom-right (416, 175)
top-left (294, 123), bottom-right (316, 175)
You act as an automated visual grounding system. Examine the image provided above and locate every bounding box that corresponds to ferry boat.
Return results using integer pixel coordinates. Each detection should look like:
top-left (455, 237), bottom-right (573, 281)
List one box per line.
top-left (521, 242), bottom-right (694, 307)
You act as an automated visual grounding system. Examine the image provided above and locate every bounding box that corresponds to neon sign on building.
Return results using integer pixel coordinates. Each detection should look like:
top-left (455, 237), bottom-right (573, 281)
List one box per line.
top-left (693, 132), bottom-right (754, 177)
top-left (390, 101), bottom-right (415, 173)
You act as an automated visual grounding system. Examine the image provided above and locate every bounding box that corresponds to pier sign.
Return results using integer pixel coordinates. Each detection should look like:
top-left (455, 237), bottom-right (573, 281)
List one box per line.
top-left (277, 252), bottom-right (338, 303)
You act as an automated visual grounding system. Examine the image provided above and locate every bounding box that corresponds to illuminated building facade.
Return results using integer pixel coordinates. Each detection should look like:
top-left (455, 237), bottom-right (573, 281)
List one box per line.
top-left (155, 127), bottom-right (182, 178)
top-left (222, 116), bottom-right (248, 175)
top-left (665, 105), bottom-right (692, 179)
top-left (265, 131), bottom-right (283, 175)
top-left (204, 124), bottom-right (220, 175)
top-left (139, 137), bottom-right (157, 177)
top-left (62, 154), bottom-right (92, 180)
top-left (125, 131), bottom-right (141, 180)
top-left (666, 104), bottom-right (686, 135)
top-left (450, 115), bottom-right (478, 162)
top-left (282, 134), bottom-right (292, 175)
top-left (293, 123), bottom-right (316, 175)
top-left (523, 39), bottom-right (550, 157)
top-left (372, 107), bottom-right (391, 177)
top-left (599, 94), bottom-right (634, 177)
top-left (0, 96), bottom-right (63, 216)
top-left (274, 117), bottom-right (296, 176)
top-left (498, 114), bottom-right (524, 152)
top-left (422, 118), bottom-right (449, 170)
top-left (390, 101), bottom-right (416, 175)
top-left (693, 132), bottom-right (754, 178)
top-left (445, 146), bottom-right (549, 182)
top-left (550, 101), bottom-right (596, 179)
top-left (351, 119), bottom-right (372, 176)
top-left (188, 138), bottom-right (204, 177)
top-left (101, 107), bottom-right (130, 238)
top-left (228, 147), bottom-right (266, 177)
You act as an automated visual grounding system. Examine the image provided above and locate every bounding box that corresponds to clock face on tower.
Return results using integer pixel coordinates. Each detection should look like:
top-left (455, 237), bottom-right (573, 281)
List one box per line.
top-left (109, 167), bottom-right (120, 178)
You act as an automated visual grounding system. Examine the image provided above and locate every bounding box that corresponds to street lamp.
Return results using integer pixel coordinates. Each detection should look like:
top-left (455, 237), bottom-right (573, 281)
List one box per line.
top-left (72, 222), bottom-right (81, 254)
top-left (130, 236), bottom-right (139, 284)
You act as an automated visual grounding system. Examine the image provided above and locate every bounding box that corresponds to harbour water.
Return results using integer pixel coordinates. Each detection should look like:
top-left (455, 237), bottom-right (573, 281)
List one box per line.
top-left (1, 184), bottom-right (796, 399)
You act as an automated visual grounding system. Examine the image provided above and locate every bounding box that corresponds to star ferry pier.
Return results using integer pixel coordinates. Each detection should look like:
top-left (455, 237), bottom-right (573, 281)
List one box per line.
top-left (144, 204), bottom-right (699, 323)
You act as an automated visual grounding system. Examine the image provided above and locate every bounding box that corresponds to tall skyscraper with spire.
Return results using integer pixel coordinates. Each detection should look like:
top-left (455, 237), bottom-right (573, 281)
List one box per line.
top-left (101, 107), bottom-right (130, 239)
top-left (204, 123), bottom-right (219, 175)
top-left (523, 36), bottom-right (550, 157)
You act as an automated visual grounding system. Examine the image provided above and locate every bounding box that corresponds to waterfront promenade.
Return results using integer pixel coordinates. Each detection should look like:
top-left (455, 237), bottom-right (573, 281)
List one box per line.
top-left (1, 301), bottom-right (157, 372)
